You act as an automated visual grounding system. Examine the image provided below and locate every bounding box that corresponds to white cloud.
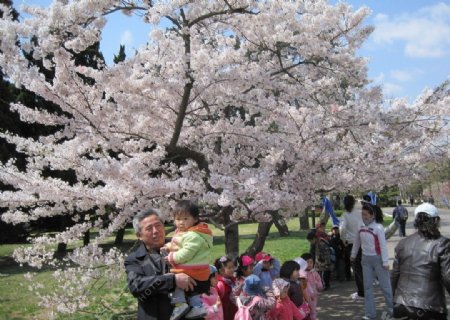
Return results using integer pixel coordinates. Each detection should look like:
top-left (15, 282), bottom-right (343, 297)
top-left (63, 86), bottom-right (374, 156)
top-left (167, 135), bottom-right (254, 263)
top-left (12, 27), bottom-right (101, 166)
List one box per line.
top-left (372, 72), bottom-right (385, 84)
top-left (120, 30), bottom-right (133, 47)
top-left (383, 82), bottom-right (403, 96)
top-left (372, 3), bottom-right (450, 58)
top-left (390, 69), bottom-right (423, 82)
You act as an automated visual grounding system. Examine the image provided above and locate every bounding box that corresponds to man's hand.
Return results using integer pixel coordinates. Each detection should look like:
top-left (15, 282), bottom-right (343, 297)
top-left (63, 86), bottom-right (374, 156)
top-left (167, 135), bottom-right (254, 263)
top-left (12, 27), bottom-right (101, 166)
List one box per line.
top-left (175, 273), bottom-right (196, 291)
top-left (383, 265), bottom-right (389, 271)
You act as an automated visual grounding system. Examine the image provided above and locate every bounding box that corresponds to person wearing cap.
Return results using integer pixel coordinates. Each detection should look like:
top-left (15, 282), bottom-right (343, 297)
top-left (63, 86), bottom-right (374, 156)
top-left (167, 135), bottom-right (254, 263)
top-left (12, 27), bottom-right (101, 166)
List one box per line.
top-left (232, 254), bottom-right (255, 297)
top-left (391, 203), bottom-right (450, 320)
top-left (201, 265), bottom-right (223, 320)
top-left (235, 274), bottom-right (276, 320)
top-left (253, 252), bottom-right (281, 289)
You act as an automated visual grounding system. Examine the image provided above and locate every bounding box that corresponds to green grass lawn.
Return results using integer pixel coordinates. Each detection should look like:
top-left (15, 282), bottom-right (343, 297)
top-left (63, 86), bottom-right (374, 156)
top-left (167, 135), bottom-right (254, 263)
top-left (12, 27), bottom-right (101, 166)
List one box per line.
top-left (0, 216), bottom-right (392, 319)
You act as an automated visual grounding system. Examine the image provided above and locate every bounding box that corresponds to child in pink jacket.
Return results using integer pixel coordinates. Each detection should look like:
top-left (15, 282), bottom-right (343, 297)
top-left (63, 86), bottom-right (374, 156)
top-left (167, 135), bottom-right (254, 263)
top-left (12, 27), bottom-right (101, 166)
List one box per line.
top-left (267, 278), bottom-right (305, 320)
top-left (202, 265), bottom-right (224, 320)
top-left (301, 253), bottom-right (323, 320)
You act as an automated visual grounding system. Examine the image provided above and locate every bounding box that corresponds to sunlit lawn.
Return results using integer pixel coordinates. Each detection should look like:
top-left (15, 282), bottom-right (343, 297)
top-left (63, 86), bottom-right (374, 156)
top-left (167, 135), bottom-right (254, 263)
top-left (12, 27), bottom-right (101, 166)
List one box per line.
top-left (0, 216), bottom-right (392, 319)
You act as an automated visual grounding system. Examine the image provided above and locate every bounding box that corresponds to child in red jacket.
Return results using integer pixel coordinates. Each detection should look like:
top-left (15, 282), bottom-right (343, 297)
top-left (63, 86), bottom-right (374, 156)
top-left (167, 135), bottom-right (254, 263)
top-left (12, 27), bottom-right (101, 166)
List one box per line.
top-left (267, 278), bottom-right (305, 320)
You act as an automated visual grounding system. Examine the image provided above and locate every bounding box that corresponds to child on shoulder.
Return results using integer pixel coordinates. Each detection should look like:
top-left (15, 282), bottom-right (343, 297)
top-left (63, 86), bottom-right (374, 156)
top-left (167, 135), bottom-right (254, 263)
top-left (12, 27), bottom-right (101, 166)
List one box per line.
top-left (162, 200), bottom-right (213, 320)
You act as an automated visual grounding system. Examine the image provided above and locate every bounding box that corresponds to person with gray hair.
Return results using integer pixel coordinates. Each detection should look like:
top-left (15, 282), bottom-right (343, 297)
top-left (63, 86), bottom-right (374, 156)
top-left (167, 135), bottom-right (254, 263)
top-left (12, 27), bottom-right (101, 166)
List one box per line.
top-left (391, 203), bottom-right (450, 320)
top-left (125, 208), bottom-right (197, 320)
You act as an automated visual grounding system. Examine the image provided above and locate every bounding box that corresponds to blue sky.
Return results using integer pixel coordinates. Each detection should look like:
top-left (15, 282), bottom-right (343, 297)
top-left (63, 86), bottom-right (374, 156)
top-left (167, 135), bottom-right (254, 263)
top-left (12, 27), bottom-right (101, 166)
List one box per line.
top-left (14, 0), bottom-right (450, 102)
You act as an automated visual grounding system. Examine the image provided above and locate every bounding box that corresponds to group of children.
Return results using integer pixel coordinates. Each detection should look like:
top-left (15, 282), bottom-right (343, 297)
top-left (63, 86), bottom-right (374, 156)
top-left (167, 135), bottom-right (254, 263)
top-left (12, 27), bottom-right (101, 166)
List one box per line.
top-left (161, 200), bottom-right (327, 320)
top-left (208, 252), bottom-right (322, 320)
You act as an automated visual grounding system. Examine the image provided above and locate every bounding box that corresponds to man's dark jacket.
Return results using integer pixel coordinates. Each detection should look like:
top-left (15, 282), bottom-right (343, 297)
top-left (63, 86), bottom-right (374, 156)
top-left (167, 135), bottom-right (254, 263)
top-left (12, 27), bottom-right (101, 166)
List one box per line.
top-left (125, 242), bottom-right (176, 320)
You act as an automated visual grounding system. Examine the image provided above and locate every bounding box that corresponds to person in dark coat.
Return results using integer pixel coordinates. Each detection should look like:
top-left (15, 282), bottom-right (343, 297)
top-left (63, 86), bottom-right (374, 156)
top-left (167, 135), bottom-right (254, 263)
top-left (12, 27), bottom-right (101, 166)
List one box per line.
top-left (125, 208), bottom-right (196, 320)
top-left (391, 203), bottom-right (450, 320)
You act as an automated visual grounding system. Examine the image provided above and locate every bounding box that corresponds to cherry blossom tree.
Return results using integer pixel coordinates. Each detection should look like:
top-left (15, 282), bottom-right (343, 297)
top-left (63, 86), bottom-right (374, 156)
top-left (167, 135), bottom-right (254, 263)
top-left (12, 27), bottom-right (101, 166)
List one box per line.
top-left (0, 0), bottom-right (448, 314)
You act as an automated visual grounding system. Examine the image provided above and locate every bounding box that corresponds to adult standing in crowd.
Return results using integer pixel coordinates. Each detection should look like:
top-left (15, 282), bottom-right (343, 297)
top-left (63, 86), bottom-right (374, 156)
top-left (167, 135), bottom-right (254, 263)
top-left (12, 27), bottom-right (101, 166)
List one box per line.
top-left (392, 200), bottom-right (408, 237)
top-left (391, 203), bottom-right (450, 320)
top-left (351, 203), bottom-right (393, 320)
top-left (339, 195), bottom-right (364, 299)
top-left (125, 208), bottom-right (196, 320)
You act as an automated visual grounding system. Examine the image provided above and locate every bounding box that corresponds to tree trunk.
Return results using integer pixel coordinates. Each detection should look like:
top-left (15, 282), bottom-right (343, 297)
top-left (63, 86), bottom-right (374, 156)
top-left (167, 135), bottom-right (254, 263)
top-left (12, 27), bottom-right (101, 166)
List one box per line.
top-left (56, 242), bottom-right (67, 255)
top-left (271, 210), bottom-right (289, 236)
top-left (299, 208), bottom-right (310, 230)
top-left (83, 230), bottom-right (90, 246)
top-left (56, 216), bottom-right (68, 255)
top-left (222, 206), bottom-right (239, 259)
top-left (114, 228), bottom-right (125, 245)
top-left (244, 221), bottom-right (273, 257)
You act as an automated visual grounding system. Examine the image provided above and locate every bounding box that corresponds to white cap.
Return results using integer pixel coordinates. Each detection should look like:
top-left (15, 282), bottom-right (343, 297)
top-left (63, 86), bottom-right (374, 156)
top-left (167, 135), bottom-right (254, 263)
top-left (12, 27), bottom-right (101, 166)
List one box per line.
top-left (414, 203), bottom-right (439, 218)
top-left (294, 257), bottom-right (307, 271)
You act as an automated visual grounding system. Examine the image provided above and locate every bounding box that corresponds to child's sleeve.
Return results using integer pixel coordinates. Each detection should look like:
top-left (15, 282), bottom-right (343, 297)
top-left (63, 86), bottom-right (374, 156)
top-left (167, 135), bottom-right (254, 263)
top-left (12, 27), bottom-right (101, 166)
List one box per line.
top-left (201, 290), bottom-right (222, 316)
top-left (266, 301), bottom-right (280, 319)
top-left (168, 231), bottom-right (204, 265)
top-left (254, 290), bottom-right (276, 312)
top-left (253, 261), bottom-right (263, 276)
top-left (314, 271), bottom-right (323, 291)
top-left (270, 258), bottom-right (281, 278)
top-left (290, 299), bottom-right (306, 320)
top-left (350, 228), bottom-right (361, 259)
top-left (377, 224), bottom-right (389, 266)
top-left (215, 281), bottom-right (226, 300)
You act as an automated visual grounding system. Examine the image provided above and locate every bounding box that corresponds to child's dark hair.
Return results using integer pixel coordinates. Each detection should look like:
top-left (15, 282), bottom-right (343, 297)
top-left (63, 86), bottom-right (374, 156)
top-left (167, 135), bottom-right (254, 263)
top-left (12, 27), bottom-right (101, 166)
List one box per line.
top-left (174, 200), bottom-right (200, 221)
top-left (306, 231), bottom-right (316, 241)
top-left (362, 204), bottom-right (384, 223)
top-left (214, 256), bottom-right (233, 272)
top-left (280, 260), bottom-right (300, 279)
top-left (343, 195), bottom-right (355, 212)
top-left (301, 253), bottom-right (313, 261)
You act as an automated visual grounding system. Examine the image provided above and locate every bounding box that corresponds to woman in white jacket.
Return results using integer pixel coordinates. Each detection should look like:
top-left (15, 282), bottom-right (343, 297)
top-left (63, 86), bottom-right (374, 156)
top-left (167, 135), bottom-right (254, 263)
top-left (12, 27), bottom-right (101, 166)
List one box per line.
top-left (351, 203), bottom-right (393, 320)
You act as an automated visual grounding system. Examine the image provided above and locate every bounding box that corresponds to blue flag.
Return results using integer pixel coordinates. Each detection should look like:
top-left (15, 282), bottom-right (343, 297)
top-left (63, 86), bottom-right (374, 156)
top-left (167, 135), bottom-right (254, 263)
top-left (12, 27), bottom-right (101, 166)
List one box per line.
top-left (322, 196), bottom-right (340, 226)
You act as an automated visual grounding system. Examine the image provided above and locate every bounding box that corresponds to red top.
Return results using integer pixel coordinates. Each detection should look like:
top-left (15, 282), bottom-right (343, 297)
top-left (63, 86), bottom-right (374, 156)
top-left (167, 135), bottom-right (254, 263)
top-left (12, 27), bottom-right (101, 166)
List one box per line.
top-left (267, 296), bottom-right (305, 320)
top-left (215, 275), bottom-right (237, 320)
